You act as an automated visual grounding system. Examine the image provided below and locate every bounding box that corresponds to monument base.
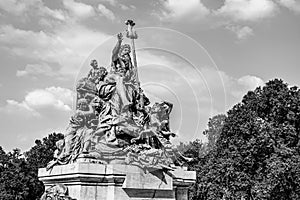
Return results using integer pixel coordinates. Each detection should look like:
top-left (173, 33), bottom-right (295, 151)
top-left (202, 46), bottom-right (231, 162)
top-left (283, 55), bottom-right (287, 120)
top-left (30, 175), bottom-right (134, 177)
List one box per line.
top-left (39, 161), bottom-right (196, 200)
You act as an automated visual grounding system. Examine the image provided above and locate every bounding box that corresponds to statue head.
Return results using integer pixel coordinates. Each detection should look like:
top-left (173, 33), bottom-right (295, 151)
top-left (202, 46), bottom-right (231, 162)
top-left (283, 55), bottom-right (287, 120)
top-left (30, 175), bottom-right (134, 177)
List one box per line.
top-left (90, 59), bottom-right (98, 69)
top-left (150, 101), bottom-right (173, 116)
top-left (98, 66), bottom-right (108, 81)
top-left (77, 98), bottom-right (89, 111)
top-left (119, 44), bottom-right (131, 58)
top-left (88, 66), bottom-right (107, 83)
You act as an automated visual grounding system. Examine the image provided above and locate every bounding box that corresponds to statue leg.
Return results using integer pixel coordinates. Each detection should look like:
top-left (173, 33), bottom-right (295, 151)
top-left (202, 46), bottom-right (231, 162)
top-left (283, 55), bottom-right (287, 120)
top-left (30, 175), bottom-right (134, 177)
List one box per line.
top-left (82, 129), bottom-right (94, 153)
top-left (62, 127), bottom-right (77, 157)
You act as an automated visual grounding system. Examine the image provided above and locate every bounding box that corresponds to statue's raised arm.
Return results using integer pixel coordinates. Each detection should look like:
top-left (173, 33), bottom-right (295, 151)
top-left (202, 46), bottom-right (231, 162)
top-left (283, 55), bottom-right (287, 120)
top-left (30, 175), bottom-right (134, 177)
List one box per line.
top-left (112, 33), bottom-right (123, 62)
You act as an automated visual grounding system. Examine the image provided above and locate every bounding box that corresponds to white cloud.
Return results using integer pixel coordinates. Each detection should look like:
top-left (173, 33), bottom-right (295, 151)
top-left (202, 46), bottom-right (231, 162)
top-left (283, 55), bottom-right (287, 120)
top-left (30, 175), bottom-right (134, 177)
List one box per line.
top-left (40, 6), bottom-right (66, 21)
top-left (230, 75), bottom-right (264, 98)
top-left (25, 87), bottom-right (73, 111)
top-left (226, 25), bottom-right (254, 40)
top-left (97, 4), bottom-right (116, 21)
top-left (1, 99), bottom-right (40, 117)
top-left (138, 51), bottom-right (176, 68)
top-left (120, 4), bottom-right (129, 10)
top-left (63, 0), bottom-right (95, 19)
top-left (216, 0), bottom-right (278, 21)
top-left (237, 75), bottom-right (265, 89)
top-left (196, 67), bottom-right (265, 108)
top-left (0, 24), bottom-right (109, 77)
top-left (98, 0), bottom-right (117, 6)
top-left (161, 0), bottom-right (210, 22)
top-left (0, 87), bottom-right (74, 117)
top-left (277, 0), bottom-right (300, 13)
top-left (0, 0), bottom-right (65, 21)
top-left (0, 0), bottom-right (35, 16)
top-left (16, 63), bottom-right (57, 77)
top-left (120, 4), bottom-right (136, 10)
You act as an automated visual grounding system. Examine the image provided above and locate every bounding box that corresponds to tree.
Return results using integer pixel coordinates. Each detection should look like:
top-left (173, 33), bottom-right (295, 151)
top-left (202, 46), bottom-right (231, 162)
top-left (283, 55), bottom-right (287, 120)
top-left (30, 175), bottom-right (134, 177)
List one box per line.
top-left (177, 114), bottom-right (226, 163)
top-left (203, 114), bottom-right (227, 152)
top-left (177, 139), bottom-right (206, 159)
top-left (0, 132), bottom-right (64, 200)
top-left (0, 148), bottom-right (44, 200)
top-left (25, 132), bottom-right (64, 171)
top-left (191, 79), bottom-right (300, 200)
top-left (176, 115), bottom-right (226, 199)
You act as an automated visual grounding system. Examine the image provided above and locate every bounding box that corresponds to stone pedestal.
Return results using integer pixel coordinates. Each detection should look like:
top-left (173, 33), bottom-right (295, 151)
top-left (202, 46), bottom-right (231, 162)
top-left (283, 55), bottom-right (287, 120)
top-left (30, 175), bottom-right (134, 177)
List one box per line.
top-left (39, 162), bottom-right (196, 200)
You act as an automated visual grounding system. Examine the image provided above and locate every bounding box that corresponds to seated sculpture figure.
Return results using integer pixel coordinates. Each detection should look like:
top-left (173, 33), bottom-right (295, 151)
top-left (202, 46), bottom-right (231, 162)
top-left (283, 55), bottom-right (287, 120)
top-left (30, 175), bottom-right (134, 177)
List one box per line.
top-left (47, 99), bottom-right (97, 169)
top-left (87, 59), bottom-right (100, 80)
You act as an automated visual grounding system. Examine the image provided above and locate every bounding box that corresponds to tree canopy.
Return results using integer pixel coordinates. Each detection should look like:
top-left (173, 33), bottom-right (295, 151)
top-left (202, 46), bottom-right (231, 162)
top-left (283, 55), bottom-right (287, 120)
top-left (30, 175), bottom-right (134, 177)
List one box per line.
top-left (189, 79), bottom-right (300, 200)
top-left (0, 133), bottom-right (63, 200)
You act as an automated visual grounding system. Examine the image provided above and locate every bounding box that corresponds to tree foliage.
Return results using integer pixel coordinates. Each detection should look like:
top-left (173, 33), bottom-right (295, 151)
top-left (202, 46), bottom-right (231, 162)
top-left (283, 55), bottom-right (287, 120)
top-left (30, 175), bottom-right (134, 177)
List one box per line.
top-left (203, 114), bottom-right (227, 152)
top-left (177, 114), bottom-right (227, 163)
top-left (25, 132), bottom-right (64, 171)
top-left (177, 139), bottom-right (206, 159)
top-left (0, 133), bottom-right (63, 200)
top-left (189, 79), bottom-right (300, 200)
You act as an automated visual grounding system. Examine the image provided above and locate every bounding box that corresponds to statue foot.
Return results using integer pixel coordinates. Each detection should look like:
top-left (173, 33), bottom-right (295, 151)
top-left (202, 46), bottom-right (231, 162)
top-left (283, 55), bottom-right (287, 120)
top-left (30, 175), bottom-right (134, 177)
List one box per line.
top-left (131, 137), bottom-right (138, 144)
top-left (82, 150), bottom-right (89, 154)
top-left (159, 164), bottom-right (175, 171)
top-left (183, 156), bottom-right (193, 162)
top-left (46, 160), bottom-right (57, 171)
top-left (78, 152), bottom-right (96, 159)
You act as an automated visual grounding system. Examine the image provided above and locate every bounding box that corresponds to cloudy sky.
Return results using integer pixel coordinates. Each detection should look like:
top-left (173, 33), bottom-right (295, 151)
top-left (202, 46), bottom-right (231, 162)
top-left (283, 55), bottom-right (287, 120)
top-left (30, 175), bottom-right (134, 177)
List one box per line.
top-left (0, 0), bottom-right (299, 152)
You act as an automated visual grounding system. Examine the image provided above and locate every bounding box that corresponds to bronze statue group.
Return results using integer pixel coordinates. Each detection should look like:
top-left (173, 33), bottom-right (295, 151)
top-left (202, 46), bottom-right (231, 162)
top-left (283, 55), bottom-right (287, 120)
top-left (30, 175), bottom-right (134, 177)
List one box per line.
top-left (47, 23), bottom-right (191, 171)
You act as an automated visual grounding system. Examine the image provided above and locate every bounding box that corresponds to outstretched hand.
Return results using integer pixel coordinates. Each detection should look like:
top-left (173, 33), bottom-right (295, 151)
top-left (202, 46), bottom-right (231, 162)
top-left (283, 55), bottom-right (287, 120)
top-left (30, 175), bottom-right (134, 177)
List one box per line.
top-left (117, 32), bottom-right (123, 42)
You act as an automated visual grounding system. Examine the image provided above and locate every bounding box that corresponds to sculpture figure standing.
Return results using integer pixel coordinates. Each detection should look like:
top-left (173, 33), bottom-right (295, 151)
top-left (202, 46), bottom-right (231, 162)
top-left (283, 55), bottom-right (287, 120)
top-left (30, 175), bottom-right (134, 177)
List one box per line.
top-left (111, 33), bottom-right (135, 83)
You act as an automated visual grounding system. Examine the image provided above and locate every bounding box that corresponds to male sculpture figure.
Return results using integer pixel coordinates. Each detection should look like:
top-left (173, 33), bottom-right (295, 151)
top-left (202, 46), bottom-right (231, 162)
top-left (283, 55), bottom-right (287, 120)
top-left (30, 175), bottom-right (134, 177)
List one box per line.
top-left (87, 59), bottom-right (100, 80)
top-left (111, 32), bottom-right (136, 84)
